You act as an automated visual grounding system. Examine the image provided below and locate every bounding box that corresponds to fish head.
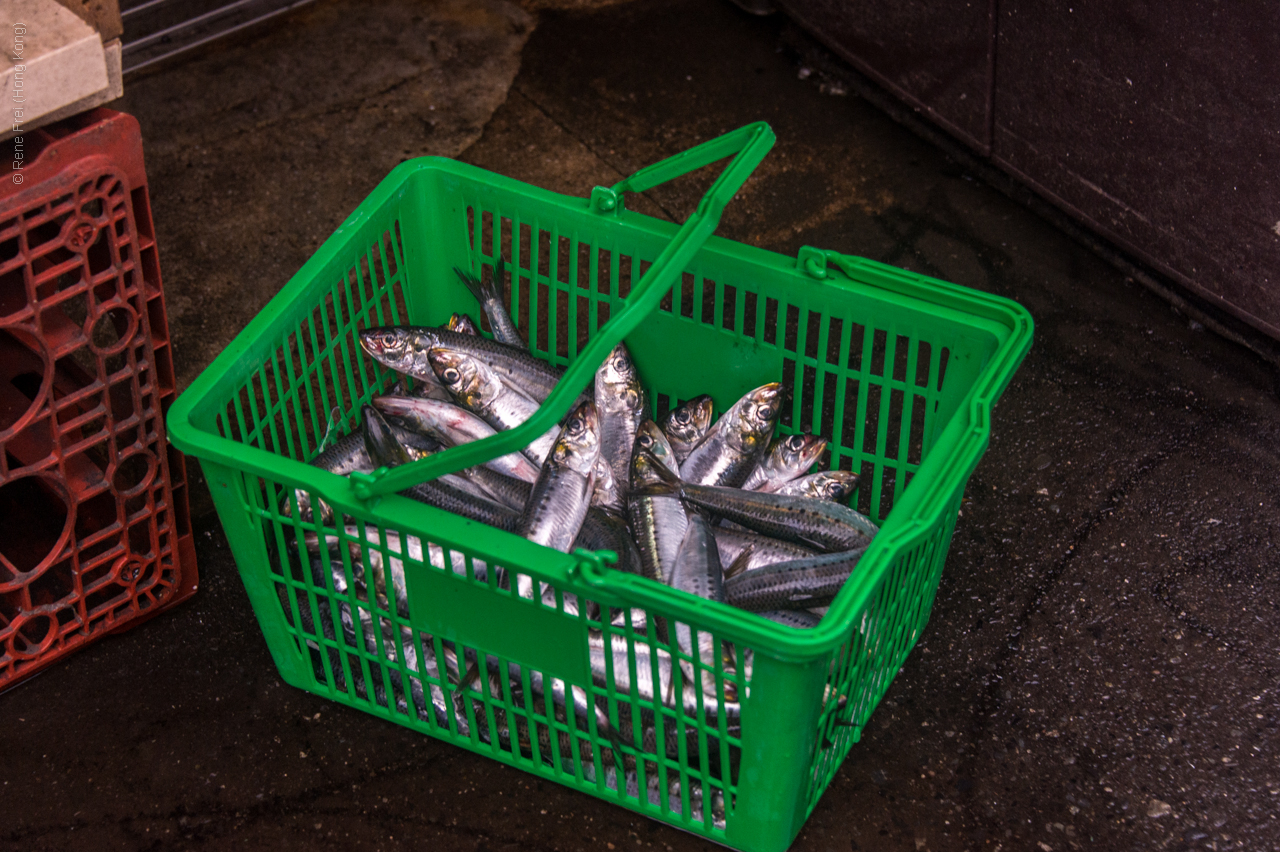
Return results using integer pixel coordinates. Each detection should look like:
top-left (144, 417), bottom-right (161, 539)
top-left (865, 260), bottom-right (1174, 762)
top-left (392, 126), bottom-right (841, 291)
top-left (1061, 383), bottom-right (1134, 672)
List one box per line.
top-left (446, 313), bottom-right (479, 336)
top-left (595, 342), bottom-right (643, 413)
top-left (815, 470), bottom-right (859, 502)
top-left (630, 422), bottom-right (676, 489)
top-left (359, 327), bottom-right (431, 375)
top-left (428, 348), bottom-right (499, 408)
top-left (664, 394), bottom-right (714, 444)
top-left (774, 432), bottom-right (828, 474)
top-left (633, 419), bottom-right (677, 473)
top-left (733, 382), bottom-right (783, 451)
top-left (553, 399), bottom-right (601, 476)
top-left (361, 405), bottom-right (412, 469)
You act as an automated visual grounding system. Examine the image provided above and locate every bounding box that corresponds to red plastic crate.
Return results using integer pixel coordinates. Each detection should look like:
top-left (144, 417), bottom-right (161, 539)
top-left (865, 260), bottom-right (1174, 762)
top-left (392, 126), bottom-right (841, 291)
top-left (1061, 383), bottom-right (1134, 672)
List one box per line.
top-left (0, 108), bottom-right (197, 689)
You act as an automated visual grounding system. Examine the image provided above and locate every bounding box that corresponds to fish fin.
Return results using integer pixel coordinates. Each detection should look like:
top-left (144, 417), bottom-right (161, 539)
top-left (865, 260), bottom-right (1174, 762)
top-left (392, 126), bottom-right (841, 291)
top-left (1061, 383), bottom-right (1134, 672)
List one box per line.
top-left (460, 659), bottom-right (482, 690)
top-left (641, 450), bottom-right (682, 487)
top-left (723, 544), bottom-right (755, 579)
top-left (453, 266), bottom-right (486, 305)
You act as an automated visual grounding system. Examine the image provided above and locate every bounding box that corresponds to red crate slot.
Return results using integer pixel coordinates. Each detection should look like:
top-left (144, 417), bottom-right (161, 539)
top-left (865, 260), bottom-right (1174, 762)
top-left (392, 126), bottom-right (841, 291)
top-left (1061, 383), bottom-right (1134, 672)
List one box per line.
top-left (0, 108), bottom-right (197, 689)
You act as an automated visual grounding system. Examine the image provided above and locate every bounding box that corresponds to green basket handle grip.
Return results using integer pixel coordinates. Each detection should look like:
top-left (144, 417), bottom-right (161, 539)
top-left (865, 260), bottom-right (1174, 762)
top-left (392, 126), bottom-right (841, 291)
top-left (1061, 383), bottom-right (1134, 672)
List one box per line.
top-left (355, 121), bottom-right (776, 500)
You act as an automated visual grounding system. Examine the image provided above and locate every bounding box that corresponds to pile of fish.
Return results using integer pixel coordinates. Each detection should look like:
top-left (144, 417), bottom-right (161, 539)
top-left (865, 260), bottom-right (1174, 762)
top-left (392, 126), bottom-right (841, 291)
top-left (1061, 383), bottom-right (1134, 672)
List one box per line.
top-left (277, 263), bottom-right (878, 819)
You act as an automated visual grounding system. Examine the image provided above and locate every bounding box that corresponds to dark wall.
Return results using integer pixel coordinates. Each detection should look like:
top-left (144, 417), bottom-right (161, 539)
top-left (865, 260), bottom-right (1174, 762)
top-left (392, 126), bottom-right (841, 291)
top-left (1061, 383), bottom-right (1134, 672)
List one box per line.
top-left (780, 0), bottom-right (1280, 340)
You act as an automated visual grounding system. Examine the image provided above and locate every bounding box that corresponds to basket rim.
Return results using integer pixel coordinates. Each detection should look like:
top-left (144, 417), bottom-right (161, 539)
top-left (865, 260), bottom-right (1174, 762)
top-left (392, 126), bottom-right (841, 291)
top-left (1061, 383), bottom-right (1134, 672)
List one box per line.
top-left (166, 153), bottom-right (1034, 661)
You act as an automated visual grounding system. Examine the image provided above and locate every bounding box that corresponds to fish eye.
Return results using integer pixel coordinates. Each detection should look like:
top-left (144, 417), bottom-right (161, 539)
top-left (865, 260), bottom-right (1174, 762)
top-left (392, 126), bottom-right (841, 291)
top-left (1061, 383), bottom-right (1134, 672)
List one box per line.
top-left (638, 434), bottom-right (653, 448)
top-left (758, 405), bottom-right (774, 420)
top-left (380, 332), bottom-right (398, 347)
top-left (442, 368), bottom-right (460, 384)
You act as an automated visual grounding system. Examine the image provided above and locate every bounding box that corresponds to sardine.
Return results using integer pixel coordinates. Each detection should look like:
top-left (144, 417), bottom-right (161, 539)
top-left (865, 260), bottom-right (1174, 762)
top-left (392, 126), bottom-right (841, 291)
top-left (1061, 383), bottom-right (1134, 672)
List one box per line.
top-left (647, 457), bottom-right (878, 553)
top-left (588, 628), bottom-right (745, 719)
top-left (661, 394), bottom-right (713, 465)
top-left (372, 395), bottom-right (540, 482)
top-left (576, 506), bottom-right (644, 578)
top-left (678, 383), bottom-right (781, 488)
top-left (518, 399), bottom-right (600, 554)
top-left (595, 342), bottom-right (646, 503)
top-left (445, 312), bottom-right (480, 336)
top-left (282, 419), bottom-right (438, 523)
top-left (590, 457), bottom-right (625, 515)
top-left (428, 348), bottom-right (560, 464)
top-left (774, 470), bottom-right (860, 502)
top-left (455, 257), bottom-right (527, 350)
top-left (627, 422), bottom-right (687, 585)
top-left (360, 326), bottom-right (563, 402)
top-left (723, 545), bottom-right (871, 611)
top-left (758, 609), bottom-right (821, 628)
top-left (712, 526), bottom-right (818, 575)
top-left (668, 514), bottom-right (728, 698)
top-left (741, 433), bottom-right (828, 492)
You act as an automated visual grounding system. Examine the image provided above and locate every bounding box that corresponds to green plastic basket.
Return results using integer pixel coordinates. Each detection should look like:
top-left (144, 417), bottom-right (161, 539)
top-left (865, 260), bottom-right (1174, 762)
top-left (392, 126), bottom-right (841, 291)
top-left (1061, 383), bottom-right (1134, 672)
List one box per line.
top-left (166, 123), bottom-right (1032, 851)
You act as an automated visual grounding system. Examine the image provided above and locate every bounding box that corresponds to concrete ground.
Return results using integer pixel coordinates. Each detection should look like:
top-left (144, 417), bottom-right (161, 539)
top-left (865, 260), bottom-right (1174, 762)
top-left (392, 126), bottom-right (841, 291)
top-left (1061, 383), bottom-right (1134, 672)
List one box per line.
top-left (4, 1), bottom-right (1279, 850)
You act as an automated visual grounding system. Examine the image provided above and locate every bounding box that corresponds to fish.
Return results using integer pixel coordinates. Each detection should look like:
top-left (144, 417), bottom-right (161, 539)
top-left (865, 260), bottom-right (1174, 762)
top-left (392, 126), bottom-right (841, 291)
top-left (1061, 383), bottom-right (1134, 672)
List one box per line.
top-left (678, 383), bottom-right (782, 488)
top-left (455, 257), bottom-right (526, 350)
top-left (359, 326), bottom-right (564, 402)
top-left (712, 526), bottom-right (818, 576)
top-left (576, 506), bottom-right (644, 578)
top-left (518, 399), bottom-right (600, 555)
top-left (445, 312), bottom-right (480, 336)
top-left (627, 422), bottom-right (688, 585)
top-left (590, 457), bottom-right (625, 515)
top-left (646, 455), bottom-right (878, 553)
top-left (740, 433), bottom-right (828, 492)
top-left (661, 394), bottom-right (713, 465)
top-left (774, 470), bottom-right (860, 502)
top-left (757, 609), bottom-right (821, 628)
top-left (668, 514), bottom-right (729, 698)
top-left (372, 394), bottom-right (541, 482)
top-left (588, 628), bottom-right (745, 719)
top-left (594, 342), bottom-right (646, 503)
top-left (723, 545), bottom-right (871, 611)
top-left (428, 348), bottom-right (560, 464)
top-left (281, 416), bottom-right (439, 523)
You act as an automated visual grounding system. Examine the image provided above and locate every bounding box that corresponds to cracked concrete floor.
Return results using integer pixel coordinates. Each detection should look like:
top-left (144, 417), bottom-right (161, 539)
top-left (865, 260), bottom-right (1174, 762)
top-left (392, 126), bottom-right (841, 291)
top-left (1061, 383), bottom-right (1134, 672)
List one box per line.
top-left (4, 1), bottom-right (1280, 850)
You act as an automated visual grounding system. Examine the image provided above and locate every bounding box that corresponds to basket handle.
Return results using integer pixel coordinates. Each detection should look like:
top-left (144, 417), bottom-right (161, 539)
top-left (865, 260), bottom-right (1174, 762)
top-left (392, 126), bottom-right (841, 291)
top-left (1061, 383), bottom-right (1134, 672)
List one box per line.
top-left (354, 121), bottom-right (776, 499)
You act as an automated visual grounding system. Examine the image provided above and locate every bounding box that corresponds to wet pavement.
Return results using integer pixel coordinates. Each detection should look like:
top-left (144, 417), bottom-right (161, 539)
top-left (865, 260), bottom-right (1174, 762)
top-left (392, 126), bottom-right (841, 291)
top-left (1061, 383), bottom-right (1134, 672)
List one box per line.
top-left (4, 1), bottom-right (1279, 850)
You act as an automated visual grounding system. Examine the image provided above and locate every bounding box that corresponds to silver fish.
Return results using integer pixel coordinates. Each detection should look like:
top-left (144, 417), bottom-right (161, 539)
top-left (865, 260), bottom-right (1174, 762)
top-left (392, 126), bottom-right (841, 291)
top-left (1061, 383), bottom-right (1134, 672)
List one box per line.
top-left (668, 514), bottom-right (728, 698)
top-left (723, 545), bottom-right (871, 611)
top-left (428, 348), bottom-right (559, 464)
top-left (661, 394), bottom-right (713, 465)
top-left (648, 457), bottom-right (878, 553)
top-left (359, 326), bottom-right (563, 402)
top-left (588, 628), bottom-right (745, 718)
top-left (282, 419), bottom-right (437, 523)
top-left (590, 456), bottom-right (625, 515)
top-left (445, 312), bottom-right (480, 336)
top-left (774, 469), bottom-right (860, 502)
top-left (372, 394), bottom-right (540, 482)
top-left (576, 506), bottom-right (644, 578)
top-left (712, 526), bottom-right (818, 575)
top-left (454, 257), bottom-right (526, 350)
top-left (678, 383), bottom-right (782, 488)
top-left (595, 342), bottom-right (646, 503)
top-left (518, 399), bottom-right (600, 555)
top-left (758, 609), bottom-right (821, 628)
top-left (741, 433), bottom-right (828, 492)
top-left (627, 422), bottom-right (687, 585)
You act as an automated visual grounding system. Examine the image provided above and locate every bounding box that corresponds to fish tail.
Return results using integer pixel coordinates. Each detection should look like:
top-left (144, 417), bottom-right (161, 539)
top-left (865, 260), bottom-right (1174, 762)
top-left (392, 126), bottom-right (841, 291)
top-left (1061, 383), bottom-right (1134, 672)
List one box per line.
top-left (453, 266), bottom-right (485, 304)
